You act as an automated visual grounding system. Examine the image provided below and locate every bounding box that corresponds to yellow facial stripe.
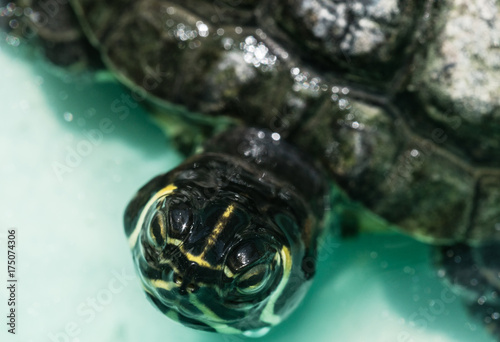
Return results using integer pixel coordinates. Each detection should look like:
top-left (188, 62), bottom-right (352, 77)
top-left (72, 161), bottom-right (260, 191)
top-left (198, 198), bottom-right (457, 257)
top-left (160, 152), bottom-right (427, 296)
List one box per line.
top-left (204, 203), bottom-right (235, 251)
top-left (166, 237), bottom-right (183, 246)
top-left (224, 266), bottom-right (235, 278)
top-left (151, 210), bottom-right (168, 246)
top-left (181, 250), bottom-right (222, 270)
top-left (239, 264), bottom-right (267, 282)
top-left (260, 246), bottom-right (292, 325)
top-left (150, 278), bottom-right (176, 291)
top-left (182, 203), bottom-right (236, 268)
top-left (129, 183), bottom-right (177, 248)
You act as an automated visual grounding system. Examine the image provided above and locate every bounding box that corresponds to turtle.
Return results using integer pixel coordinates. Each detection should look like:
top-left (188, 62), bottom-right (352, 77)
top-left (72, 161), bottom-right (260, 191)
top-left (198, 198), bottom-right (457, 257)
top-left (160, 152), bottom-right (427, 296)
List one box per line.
top-left (2, 0), bottom-right (500, 338)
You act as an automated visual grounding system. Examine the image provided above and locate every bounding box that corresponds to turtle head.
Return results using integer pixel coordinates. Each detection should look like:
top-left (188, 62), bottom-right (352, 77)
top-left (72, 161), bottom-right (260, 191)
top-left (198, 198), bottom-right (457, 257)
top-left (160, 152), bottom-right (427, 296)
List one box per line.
top-left (124, 155), bottom-right (315, 336)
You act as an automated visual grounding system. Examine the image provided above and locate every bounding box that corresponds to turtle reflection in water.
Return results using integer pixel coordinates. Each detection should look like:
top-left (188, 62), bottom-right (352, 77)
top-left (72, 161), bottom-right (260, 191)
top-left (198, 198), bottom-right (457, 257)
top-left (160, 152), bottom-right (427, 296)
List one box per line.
top-left (3, 0), bottom-right (500, 338)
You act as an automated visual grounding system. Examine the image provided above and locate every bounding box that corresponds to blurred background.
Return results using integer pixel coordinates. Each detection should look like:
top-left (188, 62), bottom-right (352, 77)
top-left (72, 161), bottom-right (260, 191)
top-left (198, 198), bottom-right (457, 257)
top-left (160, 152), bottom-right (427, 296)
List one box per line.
top-left (0, 17), bottom-right (496, 342)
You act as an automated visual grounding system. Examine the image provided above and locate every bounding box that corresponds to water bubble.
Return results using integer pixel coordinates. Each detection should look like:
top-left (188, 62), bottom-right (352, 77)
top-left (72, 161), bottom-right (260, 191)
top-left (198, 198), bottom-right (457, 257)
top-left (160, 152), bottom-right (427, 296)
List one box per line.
top-left (255, 28), bottom-right (267, 39)
top-left (63, 112), bottom-right (73, 122)
top-left (410, 149), bottom-right (420, 157)
top-left (222, 37), bottom-right (233, 50)
top-left (9, 18), bottom-right (18, 29)
top-left (6, 35), bottom-right (20, 47)
top-left (242, 36), bottom-right (277, 68)
top-left (235, 26), bottom-right (243, 34)
top-left (245, 36), bottom-right (257, 45)
top-left (196, 21), bottom-right (209, 37)
top-left (217, 28), bottom-right (224, 36)
top-left (338, 98), bottom-right (349, 109)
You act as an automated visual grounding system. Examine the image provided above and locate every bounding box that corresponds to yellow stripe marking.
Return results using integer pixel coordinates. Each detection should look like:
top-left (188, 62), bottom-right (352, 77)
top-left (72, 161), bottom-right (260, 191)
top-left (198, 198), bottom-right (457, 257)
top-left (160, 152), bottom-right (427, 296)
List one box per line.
top-left (150, 279), bottom-right (176, 291)
top-left (203, 203), bottom-right (235, 253)
top-left (260, 246), bottom-right (292, 325)
top-left (178, 203), bottom-right (236, 269)
top-left (166, 237), bottom-right (183, 246)
top-left (151, 211), bottom-right (168, 246)
top-left (223, 266), bottom-right (235, 278)
top-left (181, 251), bottom-right (222, 270)
top-left (128, 184), bottom-right (177, 248)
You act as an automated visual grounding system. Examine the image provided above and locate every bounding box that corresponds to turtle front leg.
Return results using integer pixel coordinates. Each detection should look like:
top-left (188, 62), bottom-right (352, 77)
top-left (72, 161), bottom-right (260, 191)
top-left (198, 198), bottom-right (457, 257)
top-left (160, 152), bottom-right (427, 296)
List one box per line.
top-left (435, 243), bottom-right (500, 339)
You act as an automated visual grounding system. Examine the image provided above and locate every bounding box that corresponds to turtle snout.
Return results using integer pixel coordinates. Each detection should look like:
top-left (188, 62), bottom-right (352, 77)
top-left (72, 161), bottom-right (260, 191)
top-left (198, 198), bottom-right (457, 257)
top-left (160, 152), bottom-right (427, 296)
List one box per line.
top-left (173, 266), bottom-right (200, 295)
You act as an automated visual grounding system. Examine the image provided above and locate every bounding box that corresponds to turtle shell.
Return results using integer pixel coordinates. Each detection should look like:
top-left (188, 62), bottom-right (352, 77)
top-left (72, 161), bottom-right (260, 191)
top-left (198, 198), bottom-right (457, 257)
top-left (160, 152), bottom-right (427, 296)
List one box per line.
top-left (10, 0), bottom-right (500, 244)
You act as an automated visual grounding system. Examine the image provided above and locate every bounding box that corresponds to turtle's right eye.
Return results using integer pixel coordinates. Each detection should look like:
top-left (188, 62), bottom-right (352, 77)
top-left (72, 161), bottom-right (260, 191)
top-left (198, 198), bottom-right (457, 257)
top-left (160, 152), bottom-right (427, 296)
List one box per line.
top-left (168, 203), bottom-right (193, 240)
top-left (146, 211), bottom-right (167, 249)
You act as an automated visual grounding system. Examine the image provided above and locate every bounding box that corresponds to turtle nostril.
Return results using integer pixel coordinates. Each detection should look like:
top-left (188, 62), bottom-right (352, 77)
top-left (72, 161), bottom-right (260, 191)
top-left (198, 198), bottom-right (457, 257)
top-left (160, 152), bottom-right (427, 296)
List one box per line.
top-left (173, 273), bottom-right (198, 294)
top-left (173, 274), bottom-right (183, 286)
top-left (186, 283), bottom-right (198, 293)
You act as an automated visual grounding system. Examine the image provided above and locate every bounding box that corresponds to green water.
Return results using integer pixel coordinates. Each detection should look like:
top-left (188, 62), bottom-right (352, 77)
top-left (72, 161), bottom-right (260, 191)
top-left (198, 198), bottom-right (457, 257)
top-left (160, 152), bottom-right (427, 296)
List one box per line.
top-left (0, 42), bottom-right (495, 342)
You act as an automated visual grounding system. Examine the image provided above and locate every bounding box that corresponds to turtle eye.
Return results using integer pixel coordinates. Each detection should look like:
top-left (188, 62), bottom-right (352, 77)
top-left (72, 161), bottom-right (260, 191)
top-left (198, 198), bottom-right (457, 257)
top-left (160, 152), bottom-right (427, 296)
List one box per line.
top-left (168, 203), bottom-right (193, 240)
top-left (236, 264), bottom-right (272, 295)
top-left (227, 240), bottom-right (269, 272)
top-left (226, 239), bottom-right (279, 297)
top-left (146, 211), bottom-right (167, 249)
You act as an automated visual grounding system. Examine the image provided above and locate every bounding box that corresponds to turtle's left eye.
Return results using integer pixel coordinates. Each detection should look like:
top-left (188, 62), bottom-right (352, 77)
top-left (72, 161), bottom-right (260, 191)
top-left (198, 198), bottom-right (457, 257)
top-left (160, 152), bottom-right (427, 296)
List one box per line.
top-left (168, 203), bottom-right (193, 239)
top-left (236, 264), bottom-right (272, 295)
